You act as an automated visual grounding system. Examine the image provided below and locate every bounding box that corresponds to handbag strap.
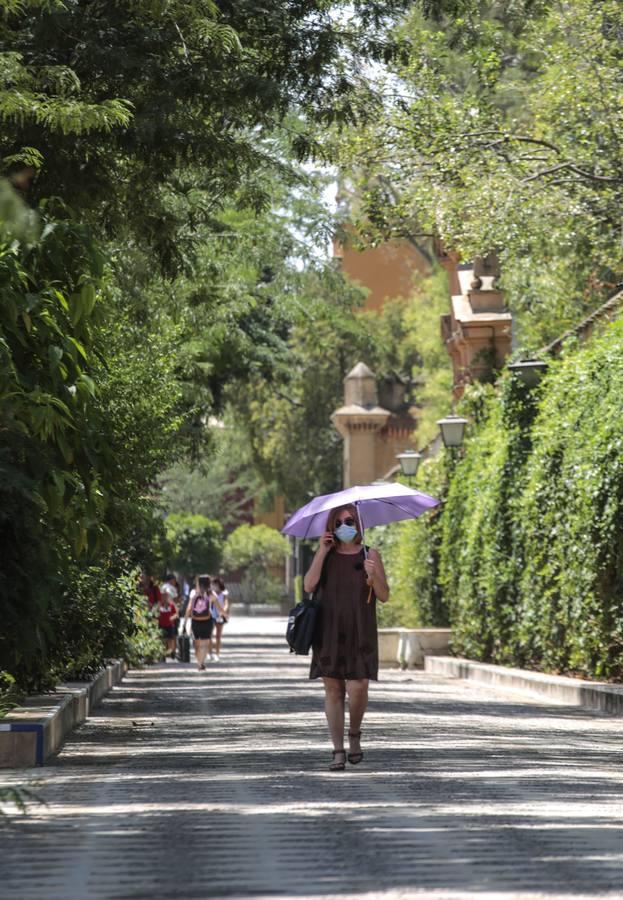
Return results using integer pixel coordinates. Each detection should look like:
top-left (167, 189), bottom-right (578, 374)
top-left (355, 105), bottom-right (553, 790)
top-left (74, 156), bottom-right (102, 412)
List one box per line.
top-left (310, 549), bottom-right (332, 603)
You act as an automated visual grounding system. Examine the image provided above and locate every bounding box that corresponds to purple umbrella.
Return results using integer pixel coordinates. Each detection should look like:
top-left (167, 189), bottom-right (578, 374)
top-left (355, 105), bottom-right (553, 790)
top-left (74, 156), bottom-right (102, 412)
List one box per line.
top-left (281, 482), bottom-right (440, 541)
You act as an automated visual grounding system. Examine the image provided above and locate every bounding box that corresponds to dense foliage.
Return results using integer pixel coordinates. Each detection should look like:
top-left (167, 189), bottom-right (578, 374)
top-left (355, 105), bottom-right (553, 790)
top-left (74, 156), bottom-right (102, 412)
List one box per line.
top-left (372, 457), bottom-right (448, 628)
top-left (231, 263), bottom-right (454, 509)
top-left (0, 1), bottom-right (414, 691)
top-left (164, 513), bottom-right (223, 578)
top-left (440, 320), bottom-right (623, 678)
top-left (0, 195), bottom-right (184, 688)
top-left (222, 524), bottom-right (289, 604)
top-left (337, 0), bottom-right (623, 347)
top-left (1, 0), bottom-right (411, 263)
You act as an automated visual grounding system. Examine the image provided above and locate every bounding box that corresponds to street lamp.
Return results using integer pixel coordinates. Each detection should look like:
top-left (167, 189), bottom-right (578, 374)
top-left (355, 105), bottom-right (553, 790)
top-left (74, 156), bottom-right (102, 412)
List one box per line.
top-left (507, 358), bottom-right (548, 388)
top-left (437, 414), bottom-right (469, 448)
top-left (396, 449), bottom-right (422, 478)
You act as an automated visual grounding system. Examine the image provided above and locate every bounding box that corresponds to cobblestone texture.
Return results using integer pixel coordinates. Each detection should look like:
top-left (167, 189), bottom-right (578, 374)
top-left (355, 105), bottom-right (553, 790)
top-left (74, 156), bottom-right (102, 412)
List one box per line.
top-left (2, 618), bottom-right (623, 900)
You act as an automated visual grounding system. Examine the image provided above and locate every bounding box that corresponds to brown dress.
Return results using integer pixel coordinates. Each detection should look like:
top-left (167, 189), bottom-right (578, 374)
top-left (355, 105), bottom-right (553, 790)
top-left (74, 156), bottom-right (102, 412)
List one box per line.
top-left (309, 548), bottom-right (378, 681)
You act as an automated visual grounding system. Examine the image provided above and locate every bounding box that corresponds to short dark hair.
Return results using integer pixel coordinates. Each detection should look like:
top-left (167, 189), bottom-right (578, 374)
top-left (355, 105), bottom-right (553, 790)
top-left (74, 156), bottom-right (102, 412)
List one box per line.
top-left (198, 574), bottom-right (211, 591)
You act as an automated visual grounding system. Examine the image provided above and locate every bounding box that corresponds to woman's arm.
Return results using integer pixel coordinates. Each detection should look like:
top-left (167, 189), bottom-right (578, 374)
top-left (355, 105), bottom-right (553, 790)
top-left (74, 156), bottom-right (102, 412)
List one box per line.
top-left (363, 549), bottom-right (390, 603)
top-left (303, 533), bottom-right (334, 593)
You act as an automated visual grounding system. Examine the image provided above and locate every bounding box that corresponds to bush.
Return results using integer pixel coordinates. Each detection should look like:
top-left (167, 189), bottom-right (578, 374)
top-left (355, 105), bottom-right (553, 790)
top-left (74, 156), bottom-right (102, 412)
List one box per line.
top-left (222, 524), bottom-right (288, 603)
top-left (164, 513), bottom-right (223, 577)
top-left (47, 562), bottom-right (163, 683)
top-left (123, 595), bottom-right (165, 669)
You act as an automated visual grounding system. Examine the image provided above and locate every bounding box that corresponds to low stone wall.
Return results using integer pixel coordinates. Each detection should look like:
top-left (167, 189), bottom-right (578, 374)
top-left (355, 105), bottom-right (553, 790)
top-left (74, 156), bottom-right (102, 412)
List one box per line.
top-left (0, 660), bottom-right (126, 768)
top-left (425, 656), bottom-right (623, 714)
top-left (378, 628), bottom-right (453, 668)
top-left (230, 603), bottom-right (284, 617)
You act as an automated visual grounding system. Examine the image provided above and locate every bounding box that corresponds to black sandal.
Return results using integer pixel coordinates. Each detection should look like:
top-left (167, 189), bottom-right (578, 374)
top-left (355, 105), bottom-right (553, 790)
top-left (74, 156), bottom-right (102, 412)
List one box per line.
top-left (348, 731), bottom-right (364, 765)
top-left (329, 749), bottom-right (346, 771)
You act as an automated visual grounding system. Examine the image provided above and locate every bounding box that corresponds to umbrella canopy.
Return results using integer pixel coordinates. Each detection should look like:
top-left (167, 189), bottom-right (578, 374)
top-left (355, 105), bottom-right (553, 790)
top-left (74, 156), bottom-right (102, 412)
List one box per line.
top-left (281, 482), bottom-right (440, 540)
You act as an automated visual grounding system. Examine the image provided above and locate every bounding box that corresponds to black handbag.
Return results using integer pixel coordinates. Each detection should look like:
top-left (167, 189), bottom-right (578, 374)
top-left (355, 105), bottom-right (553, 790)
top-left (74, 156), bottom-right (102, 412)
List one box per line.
top-left (286, 598), bottom-right (319, 655)
top-left (285, 552), bottom-right (330, 655)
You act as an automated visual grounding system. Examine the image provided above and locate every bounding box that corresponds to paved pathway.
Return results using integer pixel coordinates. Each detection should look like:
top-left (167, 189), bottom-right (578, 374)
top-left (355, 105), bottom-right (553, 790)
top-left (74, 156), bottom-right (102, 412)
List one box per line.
top-left (2, 618), bottom-right (623, 900)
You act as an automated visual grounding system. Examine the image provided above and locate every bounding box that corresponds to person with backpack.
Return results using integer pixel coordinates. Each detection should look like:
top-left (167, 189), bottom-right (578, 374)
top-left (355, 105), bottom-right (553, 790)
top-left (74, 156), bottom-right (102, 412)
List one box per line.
top-left (303, 504), bottom-right (389, 771)
top-left (183, 574), bottom-right (216, 670)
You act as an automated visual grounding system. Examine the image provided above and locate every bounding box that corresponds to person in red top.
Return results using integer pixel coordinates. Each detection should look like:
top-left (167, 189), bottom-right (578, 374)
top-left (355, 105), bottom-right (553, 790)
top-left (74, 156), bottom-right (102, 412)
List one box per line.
top-left (140, 571), bottom-right (161, 609)
top-left (158, 594), bottom-right (179, 660)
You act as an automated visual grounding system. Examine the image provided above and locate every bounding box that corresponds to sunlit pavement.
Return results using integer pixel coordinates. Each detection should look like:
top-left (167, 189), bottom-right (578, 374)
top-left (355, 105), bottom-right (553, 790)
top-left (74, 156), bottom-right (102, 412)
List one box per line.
top-left (2, 617), bottom-right (623, 899)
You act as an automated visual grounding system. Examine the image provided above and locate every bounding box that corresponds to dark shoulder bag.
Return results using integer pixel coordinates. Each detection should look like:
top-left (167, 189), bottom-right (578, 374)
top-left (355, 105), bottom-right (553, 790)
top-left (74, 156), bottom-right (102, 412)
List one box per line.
top-left (286, 552), bottom-right (331, 655)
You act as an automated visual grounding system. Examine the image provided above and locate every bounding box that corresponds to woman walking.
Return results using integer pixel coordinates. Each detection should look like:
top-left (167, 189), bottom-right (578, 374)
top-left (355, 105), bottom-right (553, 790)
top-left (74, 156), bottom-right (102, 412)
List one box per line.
top-left (158, 591), bottom-right (179, 660)
top-left (211, 577), bottom-right (229, 661)
top-left (304, 505), bottom-right (389, 771)
top-left (184, 574), bottom-right (215, 670)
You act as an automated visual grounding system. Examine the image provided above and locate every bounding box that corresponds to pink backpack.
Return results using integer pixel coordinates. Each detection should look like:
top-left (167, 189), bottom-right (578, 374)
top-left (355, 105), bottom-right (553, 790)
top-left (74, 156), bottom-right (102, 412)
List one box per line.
top-left (193, 593), bottom-right (211, 615)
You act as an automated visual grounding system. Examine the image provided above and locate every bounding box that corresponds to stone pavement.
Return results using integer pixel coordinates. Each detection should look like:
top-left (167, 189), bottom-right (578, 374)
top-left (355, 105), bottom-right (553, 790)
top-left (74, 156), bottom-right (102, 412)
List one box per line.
top-left (2, 618), bottom-right (623, 900)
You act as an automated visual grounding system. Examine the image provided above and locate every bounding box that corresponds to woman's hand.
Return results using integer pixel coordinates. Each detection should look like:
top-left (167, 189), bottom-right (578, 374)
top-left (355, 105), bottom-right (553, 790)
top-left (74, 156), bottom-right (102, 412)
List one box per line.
top-left (364, 550), bottom-right (390, 603)
top-left (304, 533), bottom-right (334, 593)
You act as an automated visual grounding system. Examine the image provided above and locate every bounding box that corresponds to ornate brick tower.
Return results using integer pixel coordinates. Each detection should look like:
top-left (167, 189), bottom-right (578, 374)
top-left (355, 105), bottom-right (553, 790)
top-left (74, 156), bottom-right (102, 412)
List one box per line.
top-left (332, 363), bottom-right (417, 487)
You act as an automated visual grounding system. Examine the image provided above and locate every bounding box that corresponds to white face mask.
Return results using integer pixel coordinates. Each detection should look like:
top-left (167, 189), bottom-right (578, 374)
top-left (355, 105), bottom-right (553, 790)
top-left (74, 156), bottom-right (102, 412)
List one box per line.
top-left (335, 523), bottom-right (358, 543)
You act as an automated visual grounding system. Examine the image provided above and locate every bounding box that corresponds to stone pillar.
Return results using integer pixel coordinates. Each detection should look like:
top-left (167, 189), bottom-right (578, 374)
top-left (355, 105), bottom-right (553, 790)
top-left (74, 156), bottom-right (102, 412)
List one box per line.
top-left (331, 363), bottom-right (391, 487)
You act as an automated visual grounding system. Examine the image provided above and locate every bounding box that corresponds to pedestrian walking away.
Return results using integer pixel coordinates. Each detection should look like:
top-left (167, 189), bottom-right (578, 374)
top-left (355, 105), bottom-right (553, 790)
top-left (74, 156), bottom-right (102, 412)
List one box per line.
top-left (184, 574), bottom-right (215, 670)
top-left (160, 572), bottom-right (179, 603)
top-left (304, 504), bottom-right (389, 771)
top-left (139, 570), bottom-right (161, 609)
top-left (211, 576), bottom-right (229, 661)
top-left (158, 593), bottom-right (179, 660)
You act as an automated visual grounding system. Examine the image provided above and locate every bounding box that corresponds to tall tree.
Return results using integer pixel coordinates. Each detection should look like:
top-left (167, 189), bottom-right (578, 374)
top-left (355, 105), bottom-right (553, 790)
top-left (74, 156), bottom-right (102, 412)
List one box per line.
top-left (1, 0), bottom-right (411, 267)
top-left (0, 0), bottom-right (418, 688)
top-left (337, 0), bottom-right (623, 346)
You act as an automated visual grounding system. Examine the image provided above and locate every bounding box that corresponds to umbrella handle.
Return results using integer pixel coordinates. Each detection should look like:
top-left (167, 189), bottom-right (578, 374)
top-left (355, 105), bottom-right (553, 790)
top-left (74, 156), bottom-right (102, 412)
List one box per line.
top-left (356, 501), bottom-right (368, 559)
top-left (356, 502), bottom-right (374, 603)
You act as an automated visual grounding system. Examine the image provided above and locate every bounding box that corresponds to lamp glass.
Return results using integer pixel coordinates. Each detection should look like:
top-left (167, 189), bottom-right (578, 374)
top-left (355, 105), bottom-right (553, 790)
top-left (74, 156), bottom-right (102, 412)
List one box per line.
top-left (396, 450), bottom-right (422, 477)
top-left (437, 414), bottom-right (468, 448)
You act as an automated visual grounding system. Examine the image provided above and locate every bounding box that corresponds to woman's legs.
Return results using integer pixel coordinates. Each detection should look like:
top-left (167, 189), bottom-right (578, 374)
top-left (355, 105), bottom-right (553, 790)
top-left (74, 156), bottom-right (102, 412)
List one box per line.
top-left (322, 677), bottom-right (346, 751)
top-left (214, 622), bottom-right (223, 656)
top-left (345, 679), bottom-right (369, 756)
top-left (196, 639), bottom-right (209, 668)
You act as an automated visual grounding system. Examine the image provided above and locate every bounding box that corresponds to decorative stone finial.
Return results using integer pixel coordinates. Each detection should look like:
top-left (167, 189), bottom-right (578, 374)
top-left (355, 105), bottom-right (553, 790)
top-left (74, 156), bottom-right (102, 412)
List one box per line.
top-left (344, 362), bottom-right (378, 407)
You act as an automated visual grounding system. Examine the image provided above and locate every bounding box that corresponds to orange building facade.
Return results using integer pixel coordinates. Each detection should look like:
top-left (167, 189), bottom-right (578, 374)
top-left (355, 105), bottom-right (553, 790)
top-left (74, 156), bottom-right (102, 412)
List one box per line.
top-left (333, 231), bottom-right (431, 311)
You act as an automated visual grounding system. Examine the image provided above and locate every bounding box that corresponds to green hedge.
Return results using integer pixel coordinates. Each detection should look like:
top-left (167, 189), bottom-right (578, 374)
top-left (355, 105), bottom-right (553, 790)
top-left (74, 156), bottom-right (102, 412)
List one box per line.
top-left (2, 562), bottom-right (163, 693)
top-left (441, 319), bottom-right (623, 678)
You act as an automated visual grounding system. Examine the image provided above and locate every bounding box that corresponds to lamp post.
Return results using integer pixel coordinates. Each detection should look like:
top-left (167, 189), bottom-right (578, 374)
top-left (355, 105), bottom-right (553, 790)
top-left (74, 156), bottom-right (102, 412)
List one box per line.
top-left (507, 358), bottom-right (548, 388)
top-left (396, 449), bottom-right (422, 479)
top-left (436, 414), bottom-right (469, 449)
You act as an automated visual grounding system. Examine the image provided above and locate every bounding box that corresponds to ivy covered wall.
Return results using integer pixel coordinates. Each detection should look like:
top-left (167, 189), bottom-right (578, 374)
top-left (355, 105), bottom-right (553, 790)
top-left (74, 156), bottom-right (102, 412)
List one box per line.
top-left (374, 456), bottom-right (449, 629)
top-left (380, 318), bottom-right (623, 680)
